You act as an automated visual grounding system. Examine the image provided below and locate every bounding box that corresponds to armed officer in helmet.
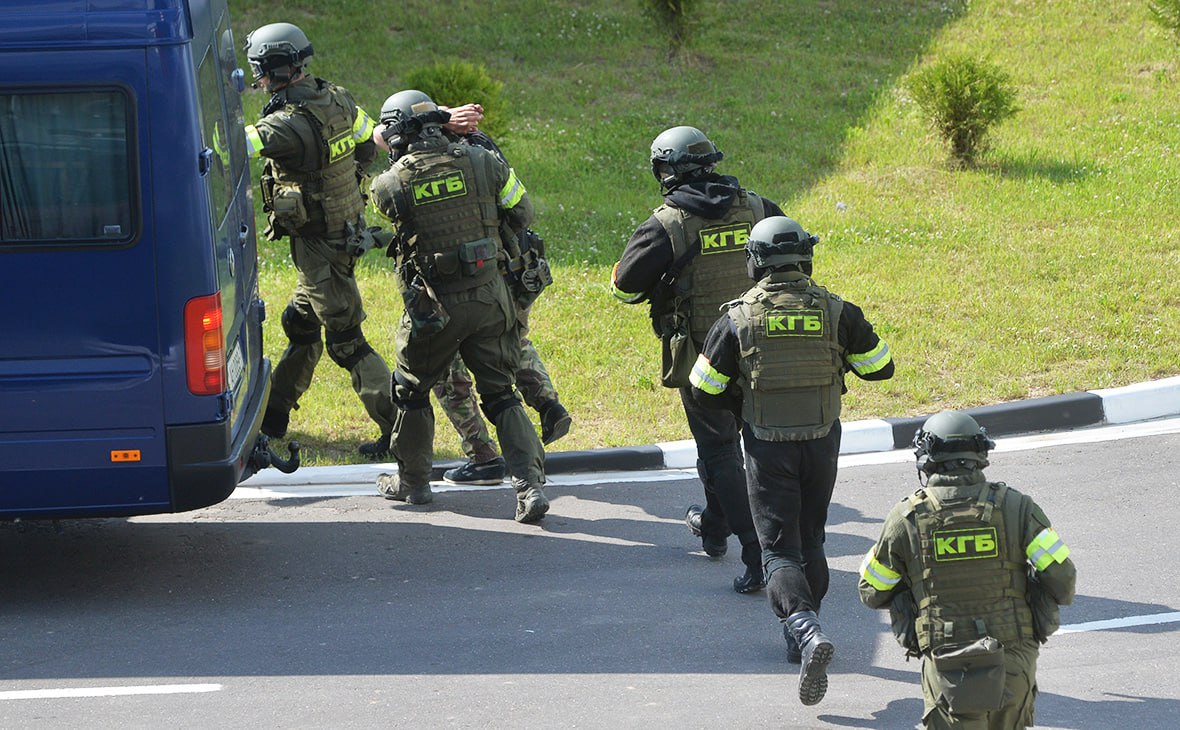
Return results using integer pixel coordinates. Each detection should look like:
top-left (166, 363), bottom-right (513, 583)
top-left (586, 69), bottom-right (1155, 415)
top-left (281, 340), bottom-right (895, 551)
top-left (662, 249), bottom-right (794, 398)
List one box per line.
top-left (407, 110), bottom-right (570, 486)
top-left (243, 22), bottom-right (395, 455)
top-left (689, 216), bottom-right (894, 706)
top-left (859, 411), bottom-right (1076, 729)
top-left (367, 90), bottom-right (548, 523)
top-left (612, 126), bottom-right (785, 595)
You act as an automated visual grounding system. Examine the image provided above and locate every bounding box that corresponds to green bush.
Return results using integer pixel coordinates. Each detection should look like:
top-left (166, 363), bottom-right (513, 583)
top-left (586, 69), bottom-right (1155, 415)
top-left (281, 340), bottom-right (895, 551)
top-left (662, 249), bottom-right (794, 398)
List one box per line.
top-left (1148, 0), bottom-right (1180, 44)
top-left (402, 61), bottom-right (507, 138)
top-left (905, 54), bottom-right (1019, 166)
top-left (643, 0), bottom-right (695, 55)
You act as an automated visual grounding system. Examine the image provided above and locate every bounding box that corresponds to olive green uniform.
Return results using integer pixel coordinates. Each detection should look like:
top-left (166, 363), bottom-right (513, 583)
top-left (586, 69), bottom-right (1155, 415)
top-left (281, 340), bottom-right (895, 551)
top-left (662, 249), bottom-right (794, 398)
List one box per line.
top-left (859, 471), bottom-right (1077, 729)
top-left (369, 133), bottom-right (545, 511)
top-left (245, 76), bottom-right (394, 439)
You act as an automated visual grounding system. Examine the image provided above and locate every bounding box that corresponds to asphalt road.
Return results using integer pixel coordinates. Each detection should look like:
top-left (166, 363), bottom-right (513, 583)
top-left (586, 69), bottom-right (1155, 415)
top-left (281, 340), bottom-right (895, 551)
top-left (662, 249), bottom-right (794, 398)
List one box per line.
top-left (2, 420), bottom-right (1178, 729)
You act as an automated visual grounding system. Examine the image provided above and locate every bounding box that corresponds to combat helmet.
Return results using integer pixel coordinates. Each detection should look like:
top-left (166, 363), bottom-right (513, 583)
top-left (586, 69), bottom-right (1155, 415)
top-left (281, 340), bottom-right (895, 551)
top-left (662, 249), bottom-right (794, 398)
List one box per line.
top-left (913, 411), bottom-right (995, 475)
top-left (244, 22), bottom-right (313, 86)
top-left (649, 126), bottom-right (724, 191)
top-left (745, 216), bottom-right (819, 280)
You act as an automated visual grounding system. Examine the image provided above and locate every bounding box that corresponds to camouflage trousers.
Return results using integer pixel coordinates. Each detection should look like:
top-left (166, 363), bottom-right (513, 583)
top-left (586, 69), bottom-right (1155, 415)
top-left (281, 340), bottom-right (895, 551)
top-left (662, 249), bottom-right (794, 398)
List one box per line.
top-left (433, 304), bottom-right (558, 462)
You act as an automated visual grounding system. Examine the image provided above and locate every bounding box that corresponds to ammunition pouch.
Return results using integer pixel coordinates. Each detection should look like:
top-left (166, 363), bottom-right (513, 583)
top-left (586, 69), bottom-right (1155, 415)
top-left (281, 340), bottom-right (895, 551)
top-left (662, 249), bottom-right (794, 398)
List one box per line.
top-left (270, 182), bottom-right (309, 234)
top-left (929, 637), bottom-right (1006, 714)
top-left (419, 238), bottom-right (499, 292)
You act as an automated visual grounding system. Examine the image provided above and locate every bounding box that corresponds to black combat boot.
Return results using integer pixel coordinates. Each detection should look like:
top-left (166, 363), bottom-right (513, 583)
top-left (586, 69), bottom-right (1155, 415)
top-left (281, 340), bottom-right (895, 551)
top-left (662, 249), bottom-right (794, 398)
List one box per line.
top-left (539, 400), bottom-right (572, 445)
top-left (260, 404), bottom-right (290, 439)
top-left (358, 432), bottom-right (392, 460)
top-left (683, 504), bottom-right (727, 557)
top-left (782, 624), bottom-right (802, 664)
top-left (786, 610), bottom-right (834, 706)
top-left (733, 540), bottom-right (766, 594)
top-left (376, 473), bottom-right (433, 504)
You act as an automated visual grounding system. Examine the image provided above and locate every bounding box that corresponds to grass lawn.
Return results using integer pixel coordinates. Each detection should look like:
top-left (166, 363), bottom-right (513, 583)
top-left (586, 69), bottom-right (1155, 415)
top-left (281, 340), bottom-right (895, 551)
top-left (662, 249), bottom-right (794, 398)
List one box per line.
top-left (235, 1), bottom-right (1180, 465)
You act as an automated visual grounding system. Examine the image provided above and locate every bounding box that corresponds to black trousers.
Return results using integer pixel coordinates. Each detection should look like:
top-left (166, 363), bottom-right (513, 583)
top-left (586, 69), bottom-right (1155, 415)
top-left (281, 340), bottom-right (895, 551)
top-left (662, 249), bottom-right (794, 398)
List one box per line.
top-left (744, 420), bottom-right (841, 619)
top-left (678, 387), bottom-right (758, 550)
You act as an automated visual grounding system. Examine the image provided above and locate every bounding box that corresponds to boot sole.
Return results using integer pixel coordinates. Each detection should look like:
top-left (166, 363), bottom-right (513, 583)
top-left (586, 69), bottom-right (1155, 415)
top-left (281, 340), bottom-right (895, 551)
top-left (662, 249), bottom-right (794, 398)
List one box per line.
top-left (798, 640), bottom-right (834, 706)
top-left (443, 476), bottom-right (505, 486)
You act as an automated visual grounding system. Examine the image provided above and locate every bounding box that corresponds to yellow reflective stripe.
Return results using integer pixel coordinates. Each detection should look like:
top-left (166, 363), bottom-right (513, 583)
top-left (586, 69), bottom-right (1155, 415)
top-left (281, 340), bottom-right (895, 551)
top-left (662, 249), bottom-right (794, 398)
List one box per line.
top-left (849, 340), bottom-right (891, 375)
top-left (609, 262), bottom-right (643, 302)
top-left (245, 125), bottom-right (264, 158)
top-left (353, 107), bottom-right (375, 141)
top-left (499, 168), bottom-right (526, 208)
top-left (689, 355), bottom-right (729, 395)
top-left (862, 556), bottom-right (902, 592)
top-left (1026, 528), bottom-right (1070, 571)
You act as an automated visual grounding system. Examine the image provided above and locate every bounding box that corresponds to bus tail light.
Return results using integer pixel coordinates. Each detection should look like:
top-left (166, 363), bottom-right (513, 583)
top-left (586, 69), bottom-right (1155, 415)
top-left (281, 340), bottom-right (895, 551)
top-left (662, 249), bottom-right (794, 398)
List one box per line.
top-left (184, 292), bottom-right (226, 395)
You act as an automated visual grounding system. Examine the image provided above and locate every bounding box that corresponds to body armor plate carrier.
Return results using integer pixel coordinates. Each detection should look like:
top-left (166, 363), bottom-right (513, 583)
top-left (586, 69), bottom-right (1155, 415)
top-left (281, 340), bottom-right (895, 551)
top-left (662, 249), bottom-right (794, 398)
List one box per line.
top-left (729, 273), bottom-right (844, 441)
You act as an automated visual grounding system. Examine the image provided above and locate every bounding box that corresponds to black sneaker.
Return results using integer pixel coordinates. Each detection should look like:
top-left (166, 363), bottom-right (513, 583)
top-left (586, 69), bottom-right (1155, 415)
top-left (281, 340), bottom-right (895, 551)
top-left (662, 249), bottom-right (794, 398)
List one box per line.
top-left (540, 401), bottom-right (571, 445)
top-left (443, 456), bottom-right (507, 485)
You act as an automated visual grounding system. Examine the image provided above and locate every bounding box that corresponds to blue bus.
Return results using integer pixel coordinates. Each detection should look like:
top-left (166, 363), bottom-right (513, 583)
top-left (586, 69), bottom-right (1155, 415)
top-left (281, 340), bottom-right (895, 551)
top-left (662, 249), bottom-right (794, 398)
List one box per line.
top-left (0, 0), bottom-right (296, 519)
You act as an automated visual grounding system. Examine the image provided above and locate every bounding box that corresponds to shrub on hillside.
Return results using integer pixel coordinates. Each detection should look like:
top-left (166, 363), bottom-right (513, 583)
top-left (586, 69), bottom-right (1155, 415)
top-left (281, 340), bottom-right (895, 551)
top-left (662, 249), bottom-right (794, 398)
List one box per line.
top-left (906, 54), bottom-right (1019, 166)
top-left (1148, 0), bottom-right (1180, 44)
top-left (643, 0), bottom-right (695, 56)
top-left (402, 61), bottom-right (506, 138)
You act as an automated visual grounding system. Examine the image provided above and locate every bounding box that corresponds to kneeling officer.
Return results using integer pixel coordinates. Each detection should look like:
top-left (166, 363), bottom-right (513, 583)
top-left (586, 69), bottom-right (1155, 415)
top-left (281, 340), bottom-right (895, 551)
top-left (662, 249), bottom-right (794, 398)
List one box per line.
top-left (367, 90), bottom-right (548, 523)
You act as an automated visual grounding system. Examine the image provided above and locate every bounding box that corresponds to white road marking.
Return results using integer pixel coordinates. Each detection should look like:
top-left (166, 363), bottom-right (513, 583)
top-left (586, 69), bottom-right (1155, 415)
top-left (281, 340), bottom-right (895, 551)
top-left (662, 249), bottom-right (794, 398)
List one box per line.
top-left (1056, 611), bottom-right (1180, 635)
top-left (0, 683), bottom-right (222, 701)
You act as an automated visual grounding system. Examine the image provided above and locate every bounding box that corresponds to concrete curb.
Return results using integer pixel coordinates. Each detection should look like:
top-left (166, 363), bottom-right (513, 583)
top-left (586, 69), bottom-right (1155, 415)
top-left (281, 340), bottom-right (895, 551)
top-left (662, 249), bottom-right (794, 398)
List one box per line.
top-left (244, 376), bottom-right (1180, 488)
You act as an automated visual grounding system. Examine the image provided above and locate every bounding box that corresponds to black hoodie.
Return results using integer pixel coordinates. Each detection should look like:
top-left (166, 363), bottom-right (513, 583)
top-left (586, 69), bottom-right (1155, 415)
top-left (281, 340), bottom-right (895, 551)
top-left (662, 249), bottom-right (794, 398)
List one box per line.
top-left (611, 174), bottom-right (783, 302)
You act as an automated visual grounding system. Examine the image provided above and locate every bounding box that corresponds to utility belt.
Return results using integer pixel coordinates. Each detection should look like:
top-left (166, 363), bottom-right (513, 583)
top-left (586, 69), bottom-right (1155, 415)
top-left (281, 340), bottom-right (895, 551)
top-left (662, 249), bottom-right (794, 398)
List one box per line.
top-left (413, 238), bottom-right (500, 293)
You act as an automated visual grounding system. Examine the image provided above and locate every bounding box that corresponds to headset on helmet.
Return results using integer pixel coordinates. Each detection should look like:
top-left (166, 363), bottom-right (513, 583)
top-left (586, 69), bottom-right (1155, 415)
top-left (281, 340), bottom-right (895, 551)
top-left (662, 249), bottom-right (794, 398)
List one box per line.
top-left (378, 89), bottom-right (451, 151)
top-left (649, 126), bottom-right (724, 191)
top-left (913, 411), bottom-right (995, 475)
top-left (745, 216), bottom-right (819, 280)
top-left (244, 22), bottom-right (313, 86)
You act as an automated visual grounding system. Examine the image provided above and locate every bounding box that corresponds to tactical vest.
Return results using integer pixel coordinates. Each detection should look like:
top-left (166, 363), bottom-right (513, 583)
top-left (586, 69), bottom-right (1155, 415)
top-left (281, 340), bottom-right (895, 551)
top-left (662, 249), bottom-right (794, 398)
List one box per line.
top-left (729, 273), bottom-right (844, 441)
top-left (653, 190), bottom-right (766, 344)
top-left (904, 481), bottom-right (1036, 652)
top-left (264, 81), bottom-right (366, 239)
top-left (390, 140), bottom-right (501, 293)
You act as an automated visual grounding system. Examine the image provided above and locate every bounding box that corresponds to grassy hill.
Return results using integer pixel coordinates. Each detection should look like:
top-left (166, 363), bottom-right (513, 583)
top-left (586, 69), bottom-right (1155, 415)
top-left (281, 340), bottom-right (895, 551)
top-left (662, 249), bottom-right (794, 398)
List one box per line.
top-left (231, 0), bottom-right (1180, 465)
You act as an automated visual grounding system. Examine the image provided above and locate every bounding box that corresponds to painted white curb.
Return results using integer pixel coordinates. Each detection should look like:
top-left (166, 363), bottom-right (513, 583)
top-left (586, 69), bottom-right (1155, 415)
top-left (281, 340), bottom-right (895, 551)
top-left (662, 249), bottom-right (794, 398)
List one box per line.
top-left (1091, 375), bottom-right (1180, 425)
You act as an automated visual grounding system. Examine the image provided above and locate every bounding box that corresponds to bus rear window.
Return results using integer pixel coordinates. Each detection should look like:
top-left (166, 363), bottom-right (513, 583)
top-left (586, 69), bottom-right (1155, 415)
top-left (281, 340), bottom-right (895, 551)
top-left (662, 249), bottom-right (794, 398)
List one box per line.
top-left (0, 89), bottom-right (135, 245)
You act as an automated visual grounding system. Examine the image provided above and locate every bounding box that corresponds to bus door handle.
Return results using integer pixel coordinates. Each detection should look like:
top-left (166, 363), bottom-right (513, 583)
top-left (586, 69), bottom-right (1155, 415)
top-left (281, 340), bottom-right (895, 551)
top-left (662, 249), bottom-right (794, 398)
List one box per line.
top-left (239, 222), bottom-right (249, 248)
top-left (198, 148), bottom-right (213, 177)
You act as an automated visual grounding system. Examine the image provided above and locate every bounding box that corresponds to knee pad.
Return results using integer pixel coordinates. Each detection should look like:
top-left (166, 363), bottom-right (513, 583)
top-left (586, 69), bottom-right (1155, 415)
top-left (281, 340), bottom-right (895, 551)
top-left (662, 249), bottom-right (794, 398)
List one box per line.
top-left (282, 304), bottom-right (321, 345)
top-left (480, 390), bottom-right (522, 422)
top-left (392, 372), bottom-right (431, 410)
top-left (325, 324), bottom-right (374, 370)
